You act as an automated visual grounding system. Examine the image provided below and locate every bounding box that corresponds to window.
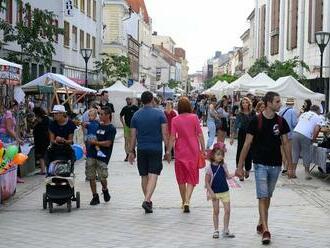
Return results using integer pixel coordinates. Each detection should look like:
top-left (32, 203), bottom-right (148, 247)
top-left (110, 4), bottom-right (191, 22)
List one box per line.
top-left (80, 0), bottom-right (85, 13)
top-left (80, 30), bottom-right (84, 49)
top-left (5, 0), bottom-right (13, 24)
top-left (39, 65), bottom-right (45, 76)
top-left (54, 20), bottom-right (59, 43)
top-left (93, 0), bottom-right (96, 20)
top-left (87, 0), bottom-right (91, 17)
top-left (72, 26), bottom-right (78, 50)
top-left (287, 0), bottom-right (298, 50)
top-left (64, 21), bottom-right (70, 47)
top-left (51, 67), bottom-right (57, 73)
top-left (16, 0), bottom-right (23, 23)
top-left (308, 0), bottom-right (323, 43)
top-left (74, 0), bottom-right (78, 8)
top-left (259, 5), bottom-right (266, 57)
top-left (92, 36), bottom-right (96, 58)
top-left (86, 33), bottom-right (91, 48)
top-left (270, 0), bottom-right (280, 55)
top-left (31, 64), bottom-right (38, 79)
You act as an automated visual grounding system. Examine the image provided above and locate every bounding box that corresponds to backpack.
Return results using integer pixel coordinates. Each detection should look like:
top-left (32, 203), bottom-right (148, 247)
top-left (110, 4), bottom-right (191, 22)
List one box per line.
top-left (257, 113), bottom-right (283, 131)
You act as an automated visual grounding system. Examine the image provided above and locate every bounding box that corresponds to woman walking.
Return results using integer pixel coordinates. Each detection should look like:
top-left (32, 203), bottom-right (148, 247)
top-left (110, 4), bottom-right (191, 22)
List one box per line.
top-left (164, 100), bottom-right (177, 159)
top-left (230, 97), bottom-right (255, 181)
top-left (206, 97), bottom-right (220, 150)
top-left (216, 97), bottom-right (230, 143)
top-left (166, 97), bottom-right (205, 213)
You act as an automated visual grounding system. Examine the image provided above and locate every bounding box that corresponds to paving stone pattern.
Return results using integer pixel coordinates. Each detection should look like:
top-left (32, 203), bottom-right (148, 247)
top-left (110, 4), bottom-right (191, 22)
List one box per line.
top-left (1, 128), bottom-right (330, 248)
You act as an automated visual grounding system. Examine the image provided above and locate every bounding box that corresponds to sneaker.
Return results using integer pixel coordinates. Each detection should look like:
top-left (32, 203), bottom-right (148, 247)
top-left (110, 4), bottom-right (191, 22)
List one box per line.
top-left (102, 188), bottom-right (111, 202)
top-left (142, 201), bottom-right (153, 213)
top-left (222, 231), bottom-right (235, 238)
top-left (97, 150), bottom-right (107, 158)
top-left (90, 194), bottom-right (100, 205)
top-left (183, 203), bottom-right (190, 213)
top-left (281, 169), bottom-right (287, 175)
top-left (262, 231), bottom-right (271, 245)
top-left (212, 230), bottom-right (219, 239)
top-left (256, 224), bottom-right (263, 235)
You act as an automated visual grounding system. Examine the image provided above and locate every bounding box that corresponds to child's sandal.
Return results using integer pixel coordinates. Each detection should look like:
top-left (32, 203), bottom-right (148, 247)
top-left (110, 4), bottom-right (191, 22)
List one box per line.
top-left (213, 230), bottom-right (219, 239)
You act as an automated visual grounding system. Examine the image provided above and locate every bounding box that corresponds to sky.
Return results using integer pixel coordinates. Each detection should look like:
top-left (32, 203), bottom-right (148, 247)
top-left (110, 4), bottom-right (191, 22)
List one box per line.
top-left (144, 0), bottom-right (255, 74)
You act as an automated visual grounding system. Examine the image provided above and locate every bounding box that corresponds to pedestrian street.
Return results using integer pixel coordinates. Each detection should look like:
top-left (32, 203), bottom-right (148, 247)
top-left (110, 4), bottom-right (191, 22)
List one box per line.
top-left (1, 128), bottom-right (330, 248)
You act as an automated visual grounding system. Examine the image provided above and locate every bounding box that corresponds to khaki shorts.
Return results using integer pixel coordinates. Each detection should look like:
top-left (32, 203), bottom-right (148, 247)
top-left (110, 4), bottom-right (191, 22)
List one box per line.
top-left (85, 158), bottom-right (108, 180)
top-left (214, 191), bottom-right (230, 203)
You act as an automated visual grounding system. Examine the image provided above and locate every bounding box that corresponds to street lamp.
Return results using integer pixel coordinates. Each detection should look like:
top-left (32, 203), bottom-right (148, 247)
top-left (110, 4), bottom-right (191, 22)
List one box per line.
top-left (80, 48), bottom-right (92, 88)
top-left (315, 31), bottom-right (330, 113)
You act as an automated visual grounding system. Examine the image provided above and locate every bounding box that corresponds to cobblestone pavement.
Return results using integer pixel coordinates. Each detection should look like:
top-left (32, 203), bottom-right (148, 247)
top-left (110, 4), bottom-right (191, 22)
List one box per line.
top-left (1, 128), bottom-right (330, 248)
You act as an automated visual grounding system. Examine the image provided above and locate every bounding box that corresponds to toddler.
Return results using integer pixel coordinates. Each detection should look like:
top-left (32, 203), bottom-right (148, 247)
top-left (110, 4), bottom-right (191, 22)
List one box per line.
top-left (205, 142), bottom-right (235, 239)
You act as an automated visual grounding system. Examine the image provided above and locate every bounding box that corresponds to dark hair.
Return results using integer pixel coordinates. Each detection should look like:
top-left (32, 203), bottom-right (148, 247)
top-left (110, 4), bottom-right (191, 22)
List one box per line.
top-left (304, 99), bottom-right (312, 112)
top-left (101, 91), bottom-right (108, 96)
top-left (101, 106), bottom-right (112, 115)
top-left (9, 100), bottom-right (18, 109)
top-left (310, 105), bottom-right (320, 113)
top-left (33, 107), bottom-right (47, 117)
top-left (141, 91), bottom-right (153, 104)
top-left (263, 91), bottom-right (279, 107)
top-left (177, 97), bottom-right (192, 114)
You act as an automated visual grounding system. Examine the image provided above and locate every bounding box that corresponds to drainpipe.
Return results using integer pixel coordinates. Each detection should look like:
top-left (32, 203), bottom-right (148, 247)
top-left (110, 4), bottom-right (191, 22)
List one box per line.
top-left (255, 0), bottom-right (259, 59)
top-left (298, 0), bottom-right (306, 76)
top-left (279, 0), bottom-right (286, 62)
top-left (324, 0), bottom-right (330, 79)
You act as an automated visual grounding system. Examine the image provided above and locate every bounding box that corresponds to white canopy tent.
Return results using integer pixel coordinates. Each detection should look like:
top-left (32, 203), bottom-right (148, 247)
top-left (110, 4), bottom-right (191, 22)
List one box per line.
top-left (239, 72), bottom-right (275, 91)
top-left (129, 81), bottom-right (148, 97)
top-left (257, 76), bottom-right (325, 108)
top-left (224, 73), bottom-right (252, 94)
top-left (203, 81), bottom-right (228, 96)
top-left (101, 81), bottom-right (134, 127)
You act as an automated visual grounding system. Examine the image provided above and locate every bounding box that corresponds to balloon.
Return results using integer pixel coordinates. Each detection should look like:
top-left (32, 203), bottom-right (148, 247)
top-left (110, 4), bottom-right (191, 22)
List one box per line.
top-left (12, 153), bottom-right (28, 166)
top-left (0, 148), bottom-right (4, 159)
top-left (5, 145), bottom-right (19, 160)
top-left (72, 144), bottom-right (84, 160)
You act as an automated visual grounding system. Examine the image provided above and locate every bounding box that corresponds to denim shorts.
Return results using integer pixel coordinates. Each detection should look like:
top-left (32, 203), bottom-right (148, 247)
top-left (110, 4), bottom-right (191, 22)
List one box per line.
top-left (254, 163), bottom-right (281, 199)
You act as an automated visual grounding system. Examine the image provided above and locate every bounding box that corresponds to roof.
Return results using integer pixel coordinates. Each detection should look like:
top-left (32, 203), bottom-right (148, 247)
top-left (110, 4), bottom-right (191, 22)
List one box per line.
top-left (240, 29), bottom-right (250, 40)
top-left (126, 0), bottom-right (150, 24)
top-left (247, 9), bottom-right (255, 20)
top-left (153, 45), bottom-right (180, 65)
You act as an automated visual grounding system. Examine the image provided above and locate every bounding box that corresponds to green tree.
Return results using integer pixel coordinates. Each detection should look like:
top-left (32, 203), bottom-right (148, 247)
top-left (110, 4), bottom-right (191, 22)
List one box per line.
top-left (204, 74), bottom-right (238, 89)
top-left (168, 79), bottom-right (180, 89)
top-left (1, 2), bottom-right (63, 83)
top-left (248, 56), bottom-right (270, 77)
top-left (94, 53), bottom-right (131, 87)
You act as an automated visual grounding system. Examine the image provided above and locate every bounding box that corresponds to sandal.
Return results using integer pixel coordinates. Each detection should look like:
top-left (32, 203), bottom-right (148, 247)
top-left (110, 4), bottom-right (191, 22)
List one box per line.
top-left (213, 230), bottom-right (219, 239)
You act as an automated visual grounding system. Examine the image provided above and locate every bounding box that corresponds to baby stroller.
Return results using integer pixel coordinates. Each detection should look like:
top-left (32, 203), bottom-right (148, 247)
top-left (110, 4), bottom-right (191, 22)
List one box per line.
top-left (42, 144), bottom-right (80, 213)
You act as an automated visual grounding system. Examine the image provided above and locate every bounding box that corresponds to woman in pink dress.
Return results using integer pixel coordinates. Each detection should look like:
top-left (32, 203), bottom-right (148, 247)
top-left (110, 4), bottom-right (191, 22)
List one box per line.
top-left (166, 97), bottom-right (205, 213)
top-left (164, 100), bottom-right (177, 159)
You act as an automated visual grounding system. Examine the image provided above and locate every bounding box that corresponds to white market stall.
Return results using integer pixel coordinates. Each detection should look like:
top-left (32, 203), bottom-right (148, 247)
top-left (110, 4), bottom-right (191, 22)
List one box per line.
top-left (257, 76), bottom-right (325, 109)
top-left (101, 81), bottom-right (134, 127)
top-left (129, 81), bottom-right (148, 98)
top-left (240, 72), bottom-right (276, 91)
top-left (203, 81), bottom-right (228, 96)
top-left (22, 73), bottom-right (96, 111)
top-left (224, 73), bottom-right (252, 94)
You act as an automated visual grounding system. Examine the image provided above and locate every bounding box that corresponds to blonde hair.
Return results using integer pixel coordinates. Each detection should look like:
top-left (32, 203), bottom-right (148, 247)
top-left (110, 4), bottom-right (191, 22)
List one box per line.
top-left (239, 97), bottom-right (252, 113)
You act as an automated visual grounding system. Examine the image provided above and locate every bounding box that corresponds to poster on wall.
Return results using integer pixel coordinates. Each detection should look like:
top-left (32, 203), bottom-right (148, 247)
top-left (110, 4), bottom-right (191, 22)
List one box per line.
top-left (0, 65), bottom-right (22, 85)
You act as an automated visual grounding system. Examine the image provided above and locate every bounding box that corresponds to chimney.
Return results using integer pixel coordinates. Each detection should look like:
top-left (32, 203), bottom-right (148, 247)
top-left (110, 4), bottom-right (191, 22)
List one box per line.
top-left (152, 31), bottom-right (157, 36)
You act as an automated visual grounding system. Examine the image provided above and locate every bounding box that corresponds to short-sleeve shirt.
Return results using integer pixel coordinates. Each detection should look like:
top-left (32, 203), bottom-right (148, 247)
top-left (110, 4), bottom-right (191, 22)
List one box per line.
top-left (86, 120), bottom-right (99, 136)
top-left (49, 119), bottom-right (76, 140)
top-left (131, 106), bottom-right (167, 151)
top-left (206, 163), bottom-right (229, 193)
top-left (100, 102), bottom-right (115, 113)
top-left (294, 111), bottom-right (322, 139)
top-left (87, 124), bottom-right (116, 164)
top-left (120, 105), bottom-right (139, 128)
top-left (247, 114), bottom-right (290, 166)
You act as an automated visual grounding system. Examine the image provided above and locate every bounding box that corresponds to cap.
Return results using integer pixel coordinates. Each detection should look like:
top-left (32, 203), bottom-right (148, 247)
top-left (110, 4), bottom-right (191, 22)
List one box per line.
top-left (286, 98), bottom-right (295, 105)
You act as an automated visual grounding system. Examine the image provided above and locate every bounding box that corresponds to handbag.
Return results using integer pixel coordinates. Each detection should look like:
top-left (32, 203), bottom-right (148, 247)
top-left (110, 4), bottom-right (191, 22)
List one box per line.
top-left (198, 151), bottom-right (206, 169)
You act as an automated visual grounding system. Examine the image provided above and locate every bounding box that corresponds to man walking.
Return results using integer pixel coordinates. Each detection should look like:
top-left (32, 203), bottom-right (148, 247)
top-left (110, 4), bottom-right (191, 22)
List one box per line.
top-left (100, 91), bottom-right (115, 119)
top-left (120, 97), bottom-right (139, 161)
top-left (86, 107), bottom-right (116, 205)
top-left (128, 91), bottom-right (168, 214)
top-left (278, 98), bottom-right (298, 175)
top-left (236, 91), bottom-right (293, 245)
top-left (292, 105), bottom-right (322, 179)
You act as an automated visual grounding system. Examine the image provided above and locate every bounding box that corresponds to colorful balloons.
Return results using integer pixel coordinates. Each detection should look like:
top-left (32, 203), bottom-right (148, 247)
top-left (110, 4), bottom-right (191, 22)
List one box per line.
top-left (72, 144), bottom-right (84, 160)
top-left (12, 153), bottom-right (28, 166)
top-left (5, 145), bottom-right (18, 160)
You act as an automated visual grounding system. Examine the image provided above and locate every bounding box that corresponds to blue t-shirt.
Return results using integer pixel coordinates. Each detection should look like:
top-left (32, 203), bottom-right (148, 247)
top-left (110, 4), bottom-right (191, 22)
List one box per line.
top-left (87, 120), bottom-right (99, 136)
top-left (211, 164), bottom-right (229, 193)
top-left (131, 106), bottom-right (167, 151)
top-left (87, 124), bottom-right (116, 164)
top-left (49, 119), bottom-right (76, 140)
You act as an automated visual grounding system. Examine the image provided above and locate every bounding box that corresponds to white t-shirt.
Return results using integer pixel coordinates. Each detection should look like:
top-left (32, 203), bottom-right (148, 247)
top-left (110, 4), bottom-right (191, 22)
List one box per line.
top-left (294, 111), bottom-right (322, 139)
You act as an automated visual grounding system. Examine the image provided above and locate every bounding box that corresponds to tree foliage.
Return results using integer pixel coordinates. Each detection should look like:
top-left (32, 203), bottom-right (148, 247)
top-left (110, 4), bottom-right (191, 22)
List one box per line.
top-left (94, 53), bottom-right (131, 87)
top-left (168, 79), bottom-right (180, 89)
top-left (204, 74), bottom-right (238, 89)
top-left (0, 2), bottom-right (63, 83)
top-left (248, 56), bottom-right (309, 81)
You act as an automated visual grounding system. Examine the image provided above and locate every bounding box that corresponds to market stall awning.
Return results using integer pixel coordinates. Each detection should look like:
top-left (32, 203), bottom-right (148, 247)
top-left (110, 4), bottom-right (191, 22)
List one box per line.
top-left (0, 58), bottom-right (22, 85)
top-left (21, 73), bottom-right (96, 93)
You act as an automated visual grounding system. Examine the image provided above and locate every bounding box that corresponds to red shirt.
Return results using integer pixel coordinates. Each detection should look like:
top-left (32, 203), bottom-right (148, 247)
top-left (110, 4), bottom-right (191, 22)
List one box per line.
top-left (164, 110), bottom-right (177, 133)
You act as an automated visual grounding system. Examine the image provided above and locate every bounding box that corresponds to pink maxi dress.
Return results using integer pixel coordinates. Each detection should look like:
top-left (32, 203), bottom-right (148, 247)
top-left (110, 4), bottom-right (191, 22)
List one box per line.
top-left (171, 113), bottom-right (202, 186)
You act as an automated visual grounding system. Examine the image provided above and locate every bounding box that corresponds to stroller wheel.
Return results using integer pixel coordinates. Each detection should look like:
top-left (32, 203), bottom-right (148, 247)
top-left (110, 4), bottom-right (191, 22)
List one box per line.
top-left (76, 192), bottom-right (80, 209)
top-left (67, 199), bottom-right (72, 212)
top-left (49, 201), bottom-right (53, 213)
top-left (43, 193), bottom-right (47, 209)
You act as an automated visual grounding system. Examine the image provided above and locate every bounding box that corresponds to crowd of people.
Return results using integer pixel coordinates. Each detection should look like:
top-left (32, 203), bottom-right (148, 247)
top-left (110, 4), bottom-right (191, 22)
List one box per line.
top-left (2, 88), bottom-right (326, 245)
